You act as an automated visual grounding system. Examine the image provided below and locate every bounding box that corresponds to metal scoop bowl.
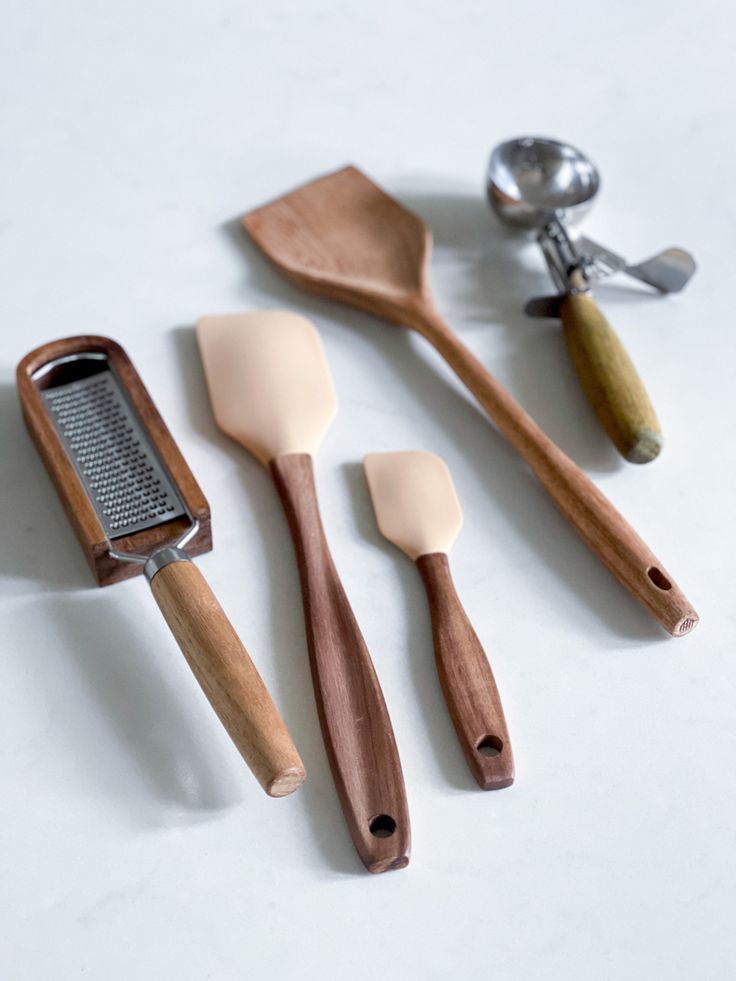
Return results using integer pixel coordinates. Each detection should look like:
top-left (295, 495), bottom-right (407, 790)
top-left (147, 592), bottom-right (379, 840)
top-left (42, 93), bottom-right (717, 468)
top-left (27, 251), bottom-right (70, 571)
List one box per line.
top-left (488, 136), bottom-right (599, 230)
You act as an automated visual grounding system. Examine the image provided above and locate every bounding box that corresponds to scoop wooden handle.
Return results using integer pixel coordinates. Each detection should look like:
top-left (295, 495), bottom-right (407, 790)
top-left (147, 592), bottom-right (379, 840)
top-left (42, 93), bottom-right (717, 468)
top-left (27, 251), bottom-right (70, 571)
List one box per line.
top-left (560, 290), bottom-right (662, 464)
top-left (270, 452), bottom-right (410, 873)
top-left (149, 558), bottom-right (305, 797)
top-left (412, 305), bottom-right (698, 637)
top-left (416, 553), bottom-right (514, 790)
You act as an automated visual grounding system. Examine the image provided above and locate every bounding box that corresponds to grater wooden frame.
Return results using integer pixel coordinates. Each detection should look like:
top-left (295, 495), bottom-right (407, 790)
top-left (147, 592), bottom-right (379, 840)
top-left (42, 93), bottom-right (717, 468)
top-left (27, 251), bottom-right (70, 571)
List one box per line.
top-left (17, 335), bottom-right (211, 586)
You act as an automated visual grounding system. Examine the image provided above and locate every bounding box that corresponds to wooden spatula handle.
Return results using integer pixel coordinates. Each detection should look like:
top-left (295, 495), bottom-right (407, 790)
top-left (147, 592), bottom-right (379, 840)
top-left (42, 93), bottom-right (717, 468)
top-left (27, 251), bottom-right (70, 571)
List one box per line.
top-left (560, 289), bottom-right (662, 463)
top-left (416, 553), bottom-right (513, 790)
top-left (413, 307), bottom-right (698, 637)
top-left (271, 453), bottom-right (410, 873)
top-left (149, 557), bottom-right (305, 797)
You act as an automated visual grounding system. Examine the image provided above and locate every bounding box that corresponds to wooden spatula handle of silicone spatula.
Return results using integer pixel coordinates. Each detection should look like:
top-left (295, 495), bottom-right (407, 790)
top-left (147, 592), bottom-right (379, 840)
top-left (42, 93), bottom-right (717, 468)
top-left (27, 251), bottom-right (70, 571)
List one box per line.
top-left (416, 553), bottom-right (513, 789)
top-left (364, 450), bottom-right (513, 790)
top-left (271, 453), bottom-right (410, 870)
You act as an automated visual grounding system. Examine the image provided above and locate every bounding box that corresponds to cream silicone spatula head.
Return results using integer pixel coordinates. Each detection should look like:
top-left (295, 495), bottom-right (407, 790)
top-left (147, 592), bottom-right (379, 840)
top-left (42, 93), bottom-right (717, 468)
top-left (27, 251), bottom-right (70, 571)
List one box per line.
top-left (197, 310), bottom-right (337, 465)
top-left (364, 451), bottom-right (514, 790)
top-left (365, 450), bottom-right (464, 560)
top-left (197, 311), bottom-right (411, 873)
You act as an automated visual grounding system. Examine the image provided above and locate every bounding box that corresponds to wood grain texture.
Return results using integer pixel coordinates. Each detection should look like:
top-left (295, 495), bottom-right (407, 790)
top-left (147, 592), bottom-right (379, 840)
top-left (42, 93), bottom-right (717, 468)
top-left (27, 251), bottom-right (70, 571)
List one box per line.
top-left (151, 559), bottom-right (306, 797)
top-left (244, 165), bottom-right (699, 637)
top-left (16, 336), bottom-right (211, 586)
top-left (270, 452), bottom-right (410, 872)
top-left (560, 285), bottom-right (662, 464)
top-left (416, 553), bottom-right (514, 790)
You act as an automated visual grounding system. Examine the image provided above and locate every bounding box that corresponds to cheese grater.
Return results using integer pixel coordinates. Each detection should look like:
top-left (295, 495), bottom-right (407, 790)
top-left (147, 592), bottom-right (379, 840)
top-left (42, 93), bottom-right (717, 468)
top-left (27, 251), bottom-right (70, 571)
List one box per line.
top-left (43, 367), bottom-right (188, 540)
top-left (17, 335), bottom-right (306, 798)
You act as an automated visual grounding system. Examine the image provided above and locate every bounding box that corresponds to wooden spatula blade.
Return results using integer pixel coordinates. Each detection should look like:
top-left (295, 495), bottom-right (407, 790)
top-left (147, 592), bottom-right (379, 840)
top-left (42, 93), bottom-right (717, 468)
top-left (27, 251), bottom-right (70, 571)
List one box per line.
top-left (243, 165), bottom-right (432, 318)
top-left (364, 451), bottom-right (463, 560)
top-left (197, 310), bottom-right (337, 466)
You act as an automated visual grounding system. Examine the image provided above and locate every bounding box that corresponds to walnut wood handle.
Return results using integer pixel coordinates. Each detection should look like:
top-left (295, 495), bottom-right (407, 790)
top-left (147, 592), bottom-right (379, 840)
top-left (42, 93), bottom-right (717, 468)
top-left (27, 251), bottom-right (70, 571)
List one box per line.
top-left (416, 553), bottom-right (514, 790)
top-left (149, 558), bottom-right (306, 797)
top-left (270, 453), bottom-right (410, 873)
top-left (560, 290), bottom-right (662, 464)
top-left (411, 306), bottom-right (698, 637)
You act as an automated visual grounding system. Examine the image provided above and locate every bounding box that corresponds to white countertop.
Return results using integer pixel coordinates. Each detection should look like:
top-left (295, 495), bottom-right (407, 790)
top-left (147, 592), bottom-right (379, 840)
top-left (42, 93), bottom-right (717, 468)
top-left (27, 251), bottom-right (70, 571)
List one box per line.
top-left (1, 2), bottom-right (734, 978)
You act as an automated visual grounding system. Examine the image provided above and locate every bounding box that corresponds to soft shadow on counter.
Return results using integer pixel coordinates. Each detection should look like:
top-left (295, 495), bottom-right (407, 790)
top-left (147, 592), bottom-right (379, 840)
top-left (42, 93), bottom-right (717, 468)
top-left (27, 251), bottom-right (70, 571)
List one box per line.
top-left (39, 592), bottom-right (244, 822)
top-left (3, 374), bottom-right (260, 823)
top-left (169, 324), bottom-right (368, 875)
top-left (222, 203), bottom-right (666, 646)
top-left (0, 378), bottom-right (91, 593)
top-left (342, 461), bottom-right (478, 793)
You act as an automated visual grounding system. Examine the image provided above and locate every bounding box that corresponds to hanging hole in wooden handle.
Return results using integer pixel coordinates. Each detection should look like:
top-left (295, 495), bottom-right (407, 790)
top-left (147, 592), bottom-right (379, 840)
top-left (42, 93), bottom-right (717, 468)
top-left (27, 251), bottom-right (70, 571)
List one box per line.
top-left (647, 566), bottom-right (673, 591)
top-left (476, 735), bottom-right (504, 758)
top-left (369, 814), bottom-right (397, 838)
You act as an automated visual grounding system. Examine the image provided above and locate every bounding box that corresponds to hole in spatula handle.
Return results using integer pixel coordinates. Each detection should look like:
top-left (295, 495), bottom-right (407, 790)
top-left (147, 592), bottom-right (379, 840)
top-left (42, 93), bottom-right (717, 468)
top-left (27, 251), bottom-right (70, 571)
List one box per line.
top-left (369, 814), bottom-right (397, 838)
top-left (476, 735), bottom-right (504, 758)
top-left (647, 566), bottom-right (672, 591)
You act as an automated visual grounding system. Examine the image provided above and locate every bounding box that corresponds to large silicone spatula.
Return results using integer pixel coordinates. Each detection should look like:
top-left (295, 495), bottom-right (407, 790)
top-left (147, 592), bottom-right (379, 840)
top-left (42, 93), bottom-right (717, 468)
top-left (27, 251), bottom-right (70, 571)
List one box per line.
top-left (244, 165), bottom-right (699, 638)
top-left (196, 310), bottom-right (410, 873)
top-left (364, 451), bottom-right (513, 790)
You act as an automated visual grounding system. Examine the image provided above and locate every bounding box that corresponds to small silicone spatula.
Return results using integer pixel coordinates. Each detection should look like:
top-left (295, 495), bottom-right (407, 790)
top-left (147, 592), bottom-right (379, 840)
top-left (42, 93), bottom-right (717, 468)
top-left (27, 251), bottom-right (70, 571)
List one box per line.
top-left (364, 451), bottom-right (513, 790)
top-left (197, 310), bottom-right (410, 873)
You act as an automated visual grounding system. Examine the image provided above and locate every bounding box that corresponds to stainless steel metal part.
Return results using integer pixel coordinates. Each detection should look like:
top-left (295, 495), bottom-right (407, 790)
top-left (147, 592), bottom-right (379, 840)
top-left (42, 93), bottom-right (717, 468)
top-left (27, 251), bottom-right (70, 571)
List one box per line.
top-left (523, 295), bottom-right (566, 318)
top-left (487, 136), bottom-right (599, 231)
top-left (486, 135), bottom-right (696, 306)
top-left (623, 247), bottom-right (696, 293)
top-left (538, 217), bottom-right (585, 294)
top-left (36, 352), bottom-right (198, 566)
top-left (575, 237), bottom-right (696, 293)
top-left (144, 546), bottom-right (191, 582)
top-left (574, 235), bottom-right (628, 282)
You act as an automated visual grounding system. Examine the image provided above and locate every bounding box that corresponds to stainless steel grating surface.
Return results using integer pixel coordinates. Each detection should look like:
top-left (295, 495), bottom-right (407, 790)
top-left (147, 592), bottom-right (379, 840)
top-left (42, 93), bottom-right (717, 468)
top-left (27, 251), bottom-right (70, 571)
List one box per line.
top-left (43, 370), bottom-right (187, 539)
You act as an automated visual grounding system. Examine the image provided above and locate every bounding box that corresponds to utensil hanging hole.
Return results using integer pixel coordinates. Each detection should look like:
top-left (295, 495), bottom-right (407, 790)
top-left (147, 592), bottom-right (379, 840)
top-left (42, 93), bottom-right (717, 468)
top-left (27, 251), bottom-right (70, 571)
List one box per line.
top-left (647, 567), bottom-right (672, 591)
top-left (476, 735), bottom-right (503, 757)
top-left (369, 815), bottom-right (397, 838)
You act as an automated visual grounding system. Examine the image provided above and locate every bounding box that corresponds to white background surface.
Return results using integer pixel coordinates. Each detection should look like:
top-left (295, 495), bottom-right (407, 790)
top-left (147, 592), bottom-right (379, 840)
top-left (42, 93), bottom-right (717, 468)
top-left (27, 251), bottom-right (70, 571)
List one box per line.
top-left (1, 2), bottom-right (735, 978)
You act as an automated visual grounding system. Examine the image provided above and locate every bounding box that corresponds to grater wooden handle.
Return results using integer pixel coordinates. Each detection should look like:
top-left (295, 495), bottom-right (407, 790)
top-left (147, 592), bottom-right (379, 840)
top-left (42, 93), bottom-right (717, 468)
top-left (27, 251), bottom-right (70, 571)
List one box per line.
top-left (416, 552), bottom-right (514, 790)
top-left (149, 558), bottom-right (305, 797)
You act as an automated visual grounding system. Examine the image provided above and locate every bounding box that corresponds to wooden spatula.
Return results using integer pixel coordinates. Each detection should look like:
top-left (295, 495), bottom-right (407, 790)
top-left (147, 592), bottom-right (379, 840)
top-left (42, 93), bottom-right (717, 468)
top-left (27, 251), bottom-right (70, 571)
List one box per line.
top-left (196, 310), bottom-right (410, 873)
top-left (243, 166), bottom-right (699, 638)
top-left (364, 451), bottom-right (513, 791)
